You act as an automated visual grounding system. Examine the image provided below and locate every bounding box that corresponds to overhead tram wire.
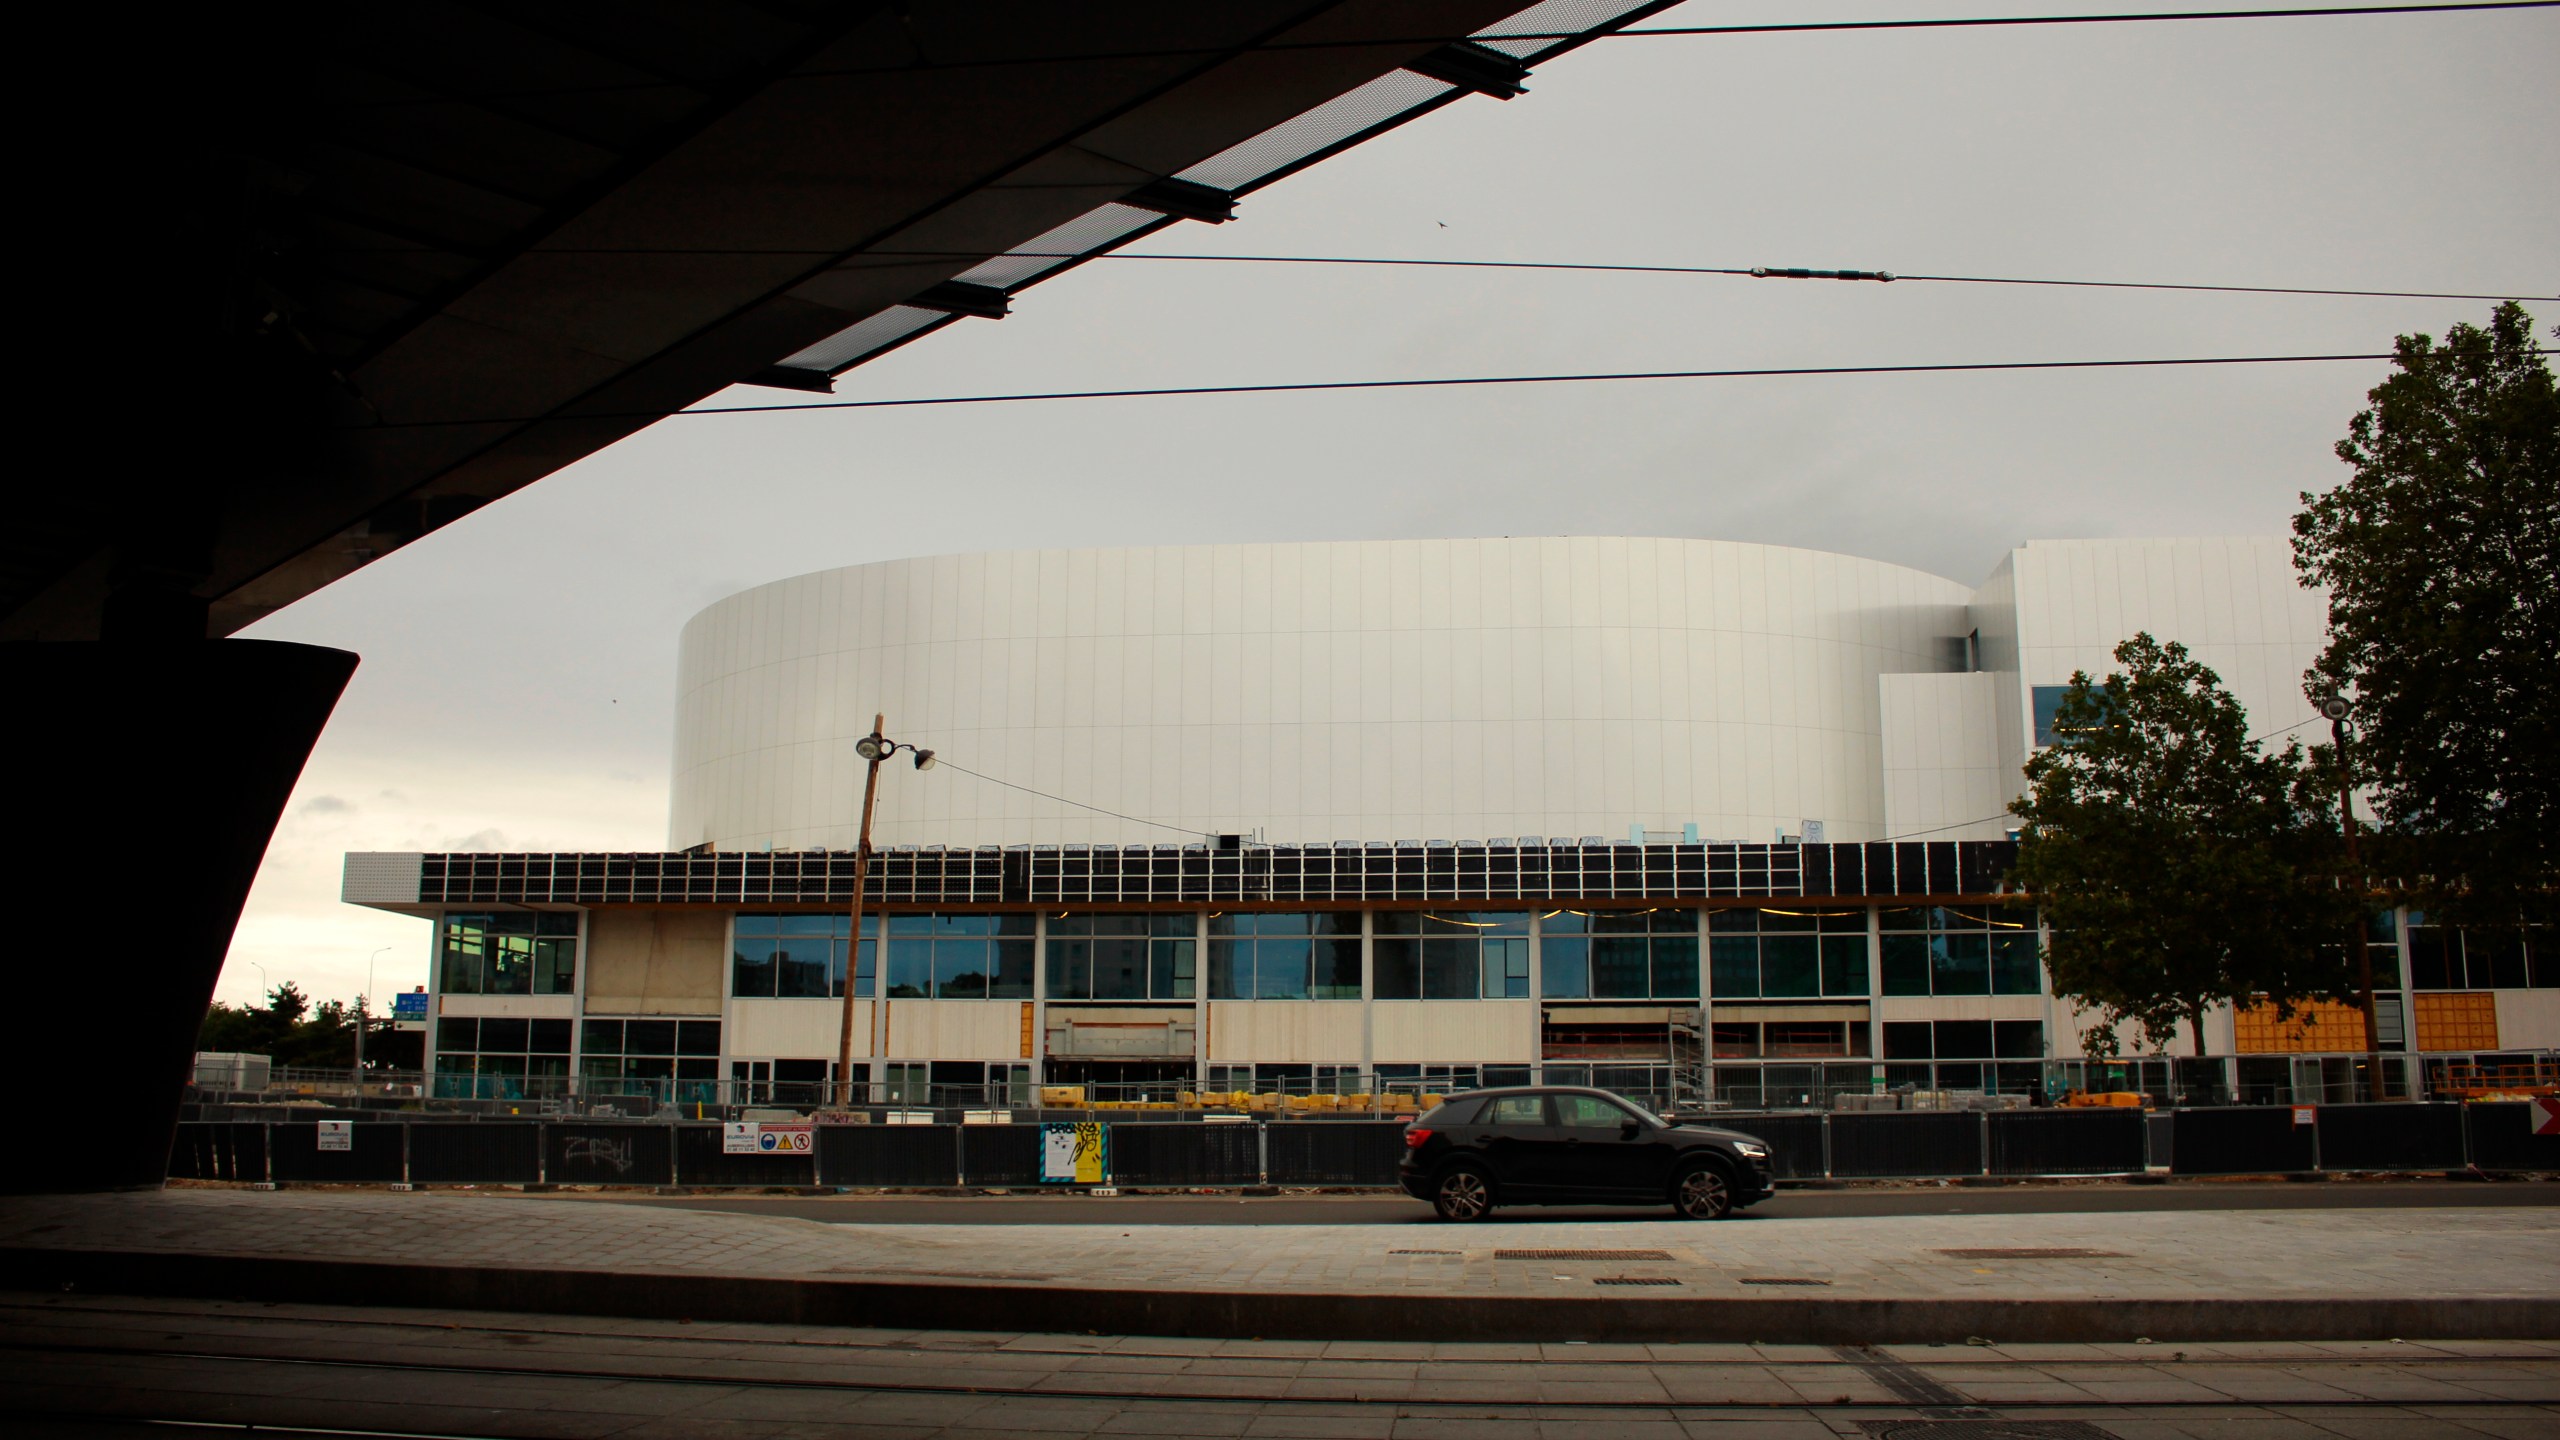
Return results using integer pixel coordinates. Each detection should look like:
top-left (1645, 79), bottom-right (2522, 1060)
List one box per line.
top-left (336, 3), bottom-right (2560, 107)
top-left (928, 758), bottom-right (1223, 841)
top-left (345, 351), bottom-right (2560, 432)
top-left (306, 245), bottom-right (2556, 305)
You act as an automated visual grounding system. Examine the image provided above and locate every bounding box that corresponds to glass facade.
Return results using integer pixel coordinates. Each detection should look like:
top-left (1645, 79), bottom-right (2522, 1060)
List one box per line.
top-left (1046, 914), bottom-right (1196, 1000)
top-left (732, 913), bottom-right (873, 998)
top-left (1374, 912), bottom-right (1530, 1000)
top-left (431, 1016), bottom-right (572, 1098)
top-left (1881, 1018), bottom-right (2045, 1094)
top-left (883, 913), bottom-right (1036, 999)
top-left (1542, 908), bottom-right (1698, 999)
top-left (579, 1018), bottom-right (722, 1102)
top-left (1207, 912), bottom-right (1361, 999)
top-left (2408, 915), bottom-right (2552, 990)
top-left (1707, 907), bottom-right (1867, 998)
top-left (438, 912), bottom-right (578, 995)
top-left (1880, 905), bottom-right (2042, 997)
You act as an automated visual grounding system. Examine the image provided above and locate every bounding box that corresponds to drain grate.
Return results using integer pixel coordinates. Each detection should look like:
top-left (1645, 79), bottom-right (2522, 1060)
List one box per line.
top-left (1389, 1249), bottom-right (1460, 1256)
top-left (1934, 1248), bottom-right (2125, 1260)
top-left (1739, 1276), bottom-right (1831, 1286)
top-left (1594, 1275), bottom-right (1682, 1287)
top-left (1494, 1248), bottom-right (1673, 1261)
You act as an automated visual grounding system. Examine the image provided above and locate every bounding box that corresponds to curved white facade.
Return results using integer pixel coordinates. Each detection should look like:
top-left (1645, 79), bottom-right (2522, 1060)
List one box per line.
top-left (671, 538), bottom-right (1973, 851)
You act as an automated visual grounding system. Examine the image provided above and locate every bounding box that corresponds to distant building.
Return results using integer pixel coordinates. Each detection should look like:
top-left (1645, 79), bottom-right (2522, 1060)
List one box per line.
top-left (344, 537), bottom-right (2555, 1110)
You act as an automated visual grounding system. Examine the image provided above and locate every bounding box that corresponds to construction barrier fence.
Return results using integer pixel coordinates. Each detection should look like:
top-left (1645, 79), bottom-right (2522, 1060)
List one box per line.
top-left (164, 1102), bottom-right (2557, 1189)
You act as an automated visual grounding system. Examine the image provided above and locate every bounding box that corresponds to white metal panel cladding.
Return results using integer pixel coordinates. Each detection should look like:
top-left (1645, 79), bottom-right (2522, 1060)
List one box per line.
top-left (340, 851), bottom-right (423, 905)
top-left (670, 539), bottom-right (1974, 852)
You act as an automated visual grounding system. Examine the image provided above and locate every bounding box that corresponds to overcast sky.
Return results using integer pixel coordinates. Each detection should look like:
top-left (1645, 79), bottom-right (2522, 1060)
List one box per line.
top-left (225, 1), bottom-right (2558, 1011)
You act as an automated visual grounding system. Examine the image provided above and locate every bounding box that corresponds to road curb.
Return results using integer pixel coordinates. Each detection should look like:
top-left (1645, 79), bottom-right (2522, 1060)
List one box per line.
top-left (7, 1245), bottom-right (2554, 1344)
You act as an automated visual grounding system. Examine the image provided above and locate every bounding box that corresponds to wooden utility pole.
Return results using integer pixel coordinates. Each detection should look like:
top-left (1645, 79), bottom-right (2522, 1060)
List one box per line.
top-left (834, 712), bottom-right (887, 1108)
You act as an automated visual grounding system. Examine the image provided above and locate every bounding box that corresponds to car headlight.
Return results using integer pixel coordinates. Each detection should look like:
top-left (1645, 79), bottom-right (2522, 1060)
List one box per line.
top-left (1731, 1141), bottom-right (1769, 1158)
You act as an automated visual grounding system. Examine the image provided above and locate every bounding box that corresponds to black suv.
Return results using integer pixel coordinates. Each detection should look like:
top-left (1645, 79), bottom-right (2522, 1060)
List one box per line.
top-left (1397, 1086), bottom-right (1774, 1221)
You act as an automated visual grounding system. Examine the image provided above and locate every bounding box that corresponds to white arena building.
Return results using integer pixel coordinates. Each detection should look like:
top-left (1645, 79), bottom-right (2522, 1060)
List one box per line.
top-left (345, 535), bottom-right (2558, 1113)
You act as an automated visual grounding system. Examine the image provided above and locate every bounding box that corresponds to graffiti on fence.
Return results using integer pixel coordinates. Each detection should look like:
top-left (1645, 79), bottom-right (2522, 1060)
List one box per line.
top-left (560, 1134), bottom-right (635, 1176)
top-left (1040, 1121), bottom-right (1109, 1184)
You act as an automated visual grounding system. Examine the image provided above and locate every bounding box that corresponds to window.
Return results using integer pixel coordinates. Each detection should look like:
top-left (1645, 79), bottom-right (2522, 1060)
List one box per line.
top-left (431, 1015), bottom-right (572, 1098)
top-left (1374, 913), bottom-right (1529, 1000)
top-left (1542, 909), bottom-right (1699, 999)
top-left (2032, 684), bottom-right (2110, 748)
top-left (438, 912), bottom-right (578, 996)
top-left (1046, 914), bottom-right (1195, 1000)
top-left (1707, 908), bottom-right (1867, 999)
top-left (1877, 1020), bottom-right (2044, 1096)
top-left (2409, 917), bottom-right (2550, 990)
top-left (574, 1018), bottom-right (721, 1103)
top-left (1879, 906), bottom-right (2041, 997)
top-left (731, 913), bottom-right (873, 999)
top-left (1553, 1092), bottom-right (1634, 1129)
top-left (882, 913), bottom-right (1036, 999)
top-left (1207, 912), bottom-right (1362, 999)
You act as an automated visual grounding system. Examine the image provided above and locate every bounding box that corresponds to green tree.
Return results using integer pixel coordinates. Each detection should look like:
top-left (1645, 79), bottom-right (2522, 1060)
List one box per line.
top-left (2293, 301), bottom-right (2558, 927)
top-left (2009, 634), bottom-right (2361, 1056)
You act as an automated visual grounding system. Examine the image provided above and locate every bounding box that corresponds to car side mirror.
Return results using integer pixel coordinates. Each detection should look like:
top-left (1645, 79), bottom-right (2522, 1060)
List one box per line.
top-left (1620, 1120), bottom-right (1642, 1140)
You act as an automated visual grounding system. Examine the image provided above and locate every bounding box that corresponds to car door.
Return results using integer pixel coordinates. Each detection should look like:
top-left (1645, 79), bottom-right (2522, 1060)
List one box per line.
top-left (1550, 1092), bottom-right (1675, 1200)
top-left (1470, 1092), bottom-right (1556, 1199)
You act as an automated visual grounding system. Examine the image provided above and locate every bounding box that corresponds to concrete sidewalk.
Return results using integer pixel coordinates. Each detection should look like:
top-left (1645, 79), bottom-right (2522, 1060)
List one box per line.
top-left (3, 1189), bottom-right (2553, 1343)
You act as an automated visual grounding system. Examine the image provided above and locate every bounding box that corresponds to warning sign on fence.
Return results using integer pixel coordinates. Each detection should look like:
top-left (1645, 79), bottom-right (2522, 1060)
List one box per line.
top-left (1040, 1121), bottom-right (1108, 1184)
top-left (316, 1121), bottom-right (351, 1152)
top-left (723, 1123), bottom-right (815, 1155)
top-left (2533, 1097), bottom-right (2560, 1138)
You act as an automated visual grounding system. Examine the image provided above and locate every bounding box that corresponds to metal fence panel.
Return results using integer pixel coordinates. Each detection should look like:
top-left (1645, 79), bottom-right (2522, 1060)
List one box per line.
top-left (962, 1125), bottom-right (1041, 1186)
top-left (269, 1121), bottom-right (405, 1184)
top-left (1265, 1121), bottom-right (1402, 1185)
top-left (407, 1123), bottom-right (539, 1185)
top-left (1828, 1112), bottom-right (1982, 1178)
top-left (1712, 1114), bottom-right (1825, 1180)
top-left (2171, 1106), bottom-right (2317, 1175)
top-left (1107, 1123), bottom-right (1260, 1186)
top-left (546, 1124), bottom-right (673, 1187)
top-left (1988, 1109), bottom-right (2145, 1176)
top-left (673, 1125), bottom-right (819, 1187)
top-left (2315, 1103), bottom-right (2466, 1171)
top-left (167, 1121), bottom-right (266, 1182)
top-left (2464, 1102), bottom-right (2560, 1172)
top-left (819, 1124), bottom-right (959, 1187)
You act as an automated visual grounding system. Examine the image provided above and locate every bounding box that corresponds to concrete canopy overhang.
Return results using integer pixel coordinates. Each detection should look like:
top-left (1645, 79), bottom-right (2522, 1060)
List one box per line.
top-left (7, 0), bottom-right (1673, 640)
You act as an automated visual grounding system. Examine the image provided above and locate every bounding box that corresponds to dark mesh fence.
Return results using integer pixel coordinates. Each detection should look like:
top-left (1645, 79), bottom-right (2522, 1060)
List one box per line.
top-left (1265, 1121), bottom-right (1402, 1185)
top-left (1109, 1122), bottom-right (1260, 1186)
top-left (820, 1124), bottom-right (959, 1187)
top-left (407, 1123), bottom-right (539, 1184)
top-left (2172, 1106), bottom-right (2317, 1175)
top-left (1829, 1112), bottom-right (1982, 1178)
top-left (2464, 1102), bottom-right (2560, 1172)
top-left (1989, 1110), bottom-right (2146, 1175)
top-left (546, 1124), bottom-right (673, 1187)
top-left (673, 1125), bottom-right (818, 1187)
top-left (268, 1120), bottom-right (406, 1184)
top-left (167, 1121), bottom-right (266, 1182)
top-left (2315, 1103), bottom-right (2466, 1171)
top-left (961, 1124), bottom-right (1042, 1186)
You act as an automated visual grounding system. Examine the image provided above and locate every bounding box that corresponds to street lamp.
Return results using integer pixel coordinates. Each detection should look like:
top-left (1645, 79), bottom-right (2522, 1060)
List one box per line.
top-left (2320, 693), bottom-right (2386, 1103)
top-left (835, 715), bottom-right (936, 1106)
top-left (354, 945), bottom-right (393, 1086)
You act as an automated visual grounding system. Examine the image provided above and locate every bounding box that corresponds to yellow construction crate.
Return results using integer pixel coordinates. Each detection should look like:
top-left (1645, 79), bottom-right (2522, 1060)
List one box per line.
top-left (1038, 1086), bottom-right (1085, 1107)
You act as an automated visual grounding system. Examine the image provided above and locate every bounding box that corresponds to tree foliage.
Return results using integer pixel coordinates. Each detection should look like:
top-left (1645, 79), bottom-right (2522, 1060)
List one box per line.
top-left (2009, 634), bottom-right (2361, 1056)
top-left (2293, 301), bottom-right (2558, 925)
top-left (197, 983), bottom-right (410, 1070)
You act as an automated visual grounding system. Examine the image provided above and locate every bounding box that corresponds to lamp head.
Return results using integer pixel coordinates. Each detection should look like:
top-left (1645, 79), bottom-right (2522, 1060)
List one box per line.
top-left (2317, 694), bottom-right (2351, 722)
top-left (912, 748), bottom-right (937, 771)
top-left (855, 734), bottom-right (888, 761)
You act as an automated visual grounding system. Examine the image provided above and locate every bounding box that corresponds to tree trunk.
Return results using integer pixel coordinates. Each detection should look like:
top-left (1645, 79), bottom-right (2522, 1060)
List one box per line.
top-left (2191, 1006), bottom-right (2209, 1059)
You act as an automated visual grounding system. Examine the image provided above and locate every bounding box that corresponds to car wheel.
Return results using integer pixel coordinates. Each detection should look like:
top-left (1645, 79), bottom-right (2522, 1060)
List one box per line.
top-left (1671, 1161), bottom-right (1733, 1220)
top-left (1433, 1164), bottom-right (1495, 1222)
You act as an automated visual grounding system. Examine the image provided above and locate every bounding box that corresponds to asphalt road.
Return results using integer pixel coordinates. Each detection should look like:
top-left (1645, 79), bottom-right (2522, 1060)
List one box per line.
top-left (606, 1178), bottom-right (2560, 1226)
